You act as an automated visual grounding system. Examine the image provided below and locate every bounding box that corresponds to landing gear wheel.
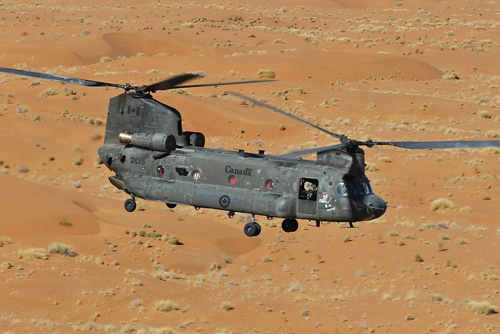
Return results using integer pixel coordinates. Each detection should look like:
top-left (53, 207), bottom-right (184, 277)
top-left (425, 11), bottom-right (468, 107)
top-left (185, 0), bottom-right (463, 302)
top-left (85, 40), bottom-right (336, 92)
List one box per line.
top-left (228, 211), bottom-right (235, 218)
top-left (124, 198), bottom-right (137, 212)
top-left (282, 218), bottom-right (299, 233)
top-left (244, 222), bottom-right (261, 237)
top-left (166, 203), bottom-right (177, 209)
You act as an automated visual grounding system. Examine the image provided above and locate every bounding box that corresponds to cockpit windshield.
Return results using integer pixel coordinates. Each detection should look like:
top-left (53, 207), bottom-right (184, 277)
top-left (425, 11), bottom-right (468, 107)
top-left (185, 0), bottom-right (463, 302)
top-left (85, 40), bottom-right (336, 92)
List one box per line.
top-left (337, 177), bottom-right (374, 196)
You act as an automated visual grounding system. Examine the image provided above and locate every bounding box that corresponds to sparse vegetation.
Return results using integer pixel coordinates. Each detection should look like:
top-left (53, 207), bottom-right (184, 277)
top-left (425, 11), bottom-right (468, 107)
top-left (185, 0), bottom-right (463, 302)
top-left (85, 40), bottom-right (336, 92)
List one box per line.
top-left (39, 87), bottom-right (58, 97)
top-left (154, 300), bottom-right (180, 313)
top-left (466, 300), bottom-right (498, 315)
top-left (48, 242), bottom-right (77, 257)
top-left (58, 218), bottom-right (73, 227)
top-left (430, 198), bottom-right (456, 211)
top-left (0, 236), bottom-right (11, 247)
top-left (257, 69), bottom-right (276, 78)
top-left (220, 301), bottom-right (234, 311)
top-left (18, 248), bottom-right (49, 260)
top-left (2, 3), bottom-right (500, 333)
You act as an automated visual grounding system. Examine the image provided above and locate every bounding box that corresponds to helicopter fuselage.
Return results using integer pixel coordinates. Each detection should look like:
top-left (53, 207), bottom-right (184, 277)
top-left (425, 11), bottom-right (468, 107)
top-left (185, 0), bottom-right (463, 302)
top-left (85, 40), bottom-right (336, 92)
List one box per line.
top-left (98, 143), bottom-right (387, 224)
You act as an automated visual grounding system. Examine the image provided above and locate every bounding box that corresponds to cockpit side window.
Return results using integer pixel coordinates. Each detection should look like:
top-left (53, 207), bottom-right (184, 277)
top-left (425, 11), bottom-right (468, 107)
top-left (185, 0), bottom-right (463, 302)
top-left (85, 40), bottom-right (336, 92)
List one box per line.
top-left (362, 181), bottom-right (374, 195)
top-left (336, 181), bottom-right (348, 197)
top-left (339, 176), bottom-right (374, 196)
top-left (298, 178), bottom-right (318, 201)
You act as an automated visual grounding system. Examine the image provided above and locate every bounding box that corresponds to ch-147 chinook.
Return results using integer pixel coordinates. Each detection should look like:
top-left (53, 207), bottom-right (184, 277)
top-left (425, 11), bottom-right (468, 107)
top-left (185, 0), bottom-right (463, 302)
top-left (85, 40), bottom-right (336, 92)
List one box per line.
top-left (1, 67), bottom-right (499, 237)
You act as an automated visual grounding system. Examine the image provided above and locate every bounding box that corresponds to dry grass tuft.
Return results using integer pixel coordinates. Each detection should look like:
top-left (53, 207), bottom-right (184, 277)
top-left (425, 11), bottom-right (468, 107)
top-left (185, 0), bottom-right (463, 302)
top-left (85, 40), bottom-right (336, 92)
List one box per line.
top-left (162, 234), bottom-right (180, 245)
top-left (257, 69), bottom-right (276, 78)
top-left (58, 218), bottom-right (73, 227)
top-left (220, 301), bottom-right (234, 311)
top-left (0, 236), bottom-right (11, 247)
top-left (48, 242), bottom-right (77, 257)
top-left (466, 300), bottom-right (498, 315)
top-left (39, 87), bottom-right (59, 97)
top-left (430, 198), bottom-right (455, 211)
top-left (154, 300), bottom-right (180, 313)
top-left (18, 248), bottom-right (49, 260)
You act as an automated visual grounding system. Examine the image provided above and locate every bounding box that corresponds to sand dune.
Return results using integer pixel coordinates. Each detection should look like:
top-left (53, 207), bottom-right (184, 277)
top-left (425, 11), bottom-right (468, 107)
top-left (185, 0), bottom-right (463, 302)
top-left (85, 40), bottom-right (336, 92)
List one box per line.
top-left (0, 0), bottom-right (499, 333)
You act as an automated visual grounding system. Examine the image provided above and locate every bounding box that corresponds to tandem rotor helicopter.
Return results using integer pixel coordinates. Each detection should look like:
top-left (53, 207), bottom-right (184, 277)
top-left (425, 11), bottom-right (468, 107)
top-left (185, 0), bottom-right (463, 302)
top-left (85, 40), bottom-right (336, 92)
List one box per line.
top-left (1, 67), bottom-right (499, 237)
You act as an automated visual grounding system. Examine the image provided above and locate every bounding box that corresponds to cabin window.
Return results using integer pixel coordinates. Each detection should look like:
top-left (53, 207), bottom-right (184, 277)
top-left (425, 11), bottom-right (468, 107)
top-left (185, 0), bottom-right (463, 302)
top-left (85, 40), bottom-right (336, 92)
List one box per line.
top-left (298, 178), bottom-right (318, 201)
top-left (228, 174), bottom-right (237, 186)
top-left (175, 167), bottom-right (188, 176)
top-left (192, 170), bottom-right (201, 181)
top-left (156, 165), bottom-right (165, 176)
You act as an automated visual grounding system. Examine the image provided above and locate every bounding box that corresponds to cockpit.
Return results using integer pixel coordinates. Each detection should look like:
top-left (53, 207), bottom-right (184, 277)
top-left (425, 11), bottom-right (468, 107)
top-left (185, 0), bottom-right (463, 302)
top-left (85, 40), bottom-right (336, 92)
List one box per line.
top-left (338, 175), bottom-right (386, 221)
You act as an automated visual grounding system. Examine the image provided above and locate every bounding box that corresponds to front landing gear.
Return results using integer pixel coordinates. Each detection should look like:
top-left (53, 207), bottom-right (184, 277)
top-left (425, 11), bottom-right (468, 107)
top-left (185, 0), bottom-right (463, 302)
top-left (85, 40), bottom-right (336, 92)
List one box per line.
top-left (244, 222), bottom-right (261, 237)
top-left (243, 214), bottom-right (261, 237)
top-left (124, 198), bottom-right (136, 212)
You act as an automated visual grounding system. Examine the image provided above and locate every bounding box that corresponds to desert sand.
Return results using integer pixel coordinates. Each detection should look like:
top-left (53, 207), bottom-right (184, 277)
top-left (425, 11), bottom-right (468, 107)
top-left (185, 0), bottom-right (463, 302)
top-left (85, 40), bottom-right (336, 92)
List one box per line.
top-left (1, 0), bottom-right (499, 333)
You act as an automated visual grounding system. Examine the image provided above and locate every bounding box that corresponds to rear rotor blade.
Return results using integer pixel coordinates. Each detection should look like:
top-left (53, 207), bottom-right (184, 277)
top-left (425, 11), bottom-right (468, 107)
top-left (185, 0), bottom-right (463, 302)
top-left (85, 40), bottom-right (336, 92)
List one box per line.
top-left (226, 91), bottom-right (346, 141)
top-left (372, 140), bottom-right (500, 150)
top-left (0, 67), bottom-right (125, 89)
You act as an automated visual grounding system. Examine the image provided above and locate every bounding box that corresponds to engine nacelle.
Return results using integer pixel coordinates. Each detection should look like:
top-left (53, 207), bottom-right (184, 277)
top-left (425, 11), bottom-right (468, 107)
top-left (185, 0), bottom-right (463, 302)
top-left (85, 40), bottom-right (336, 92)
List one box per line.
top-left (119, 132), bottom-right (176, 152)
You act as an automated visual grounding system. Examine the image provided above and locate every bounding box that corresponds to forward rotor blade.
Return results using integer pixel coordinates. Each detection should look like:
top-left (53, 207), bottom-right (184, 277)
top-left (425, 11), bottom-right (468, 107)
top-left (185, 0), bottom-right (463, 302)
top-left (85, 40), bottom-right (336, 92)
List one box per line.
top-left (281, 143), bottom-right (349, 158)
top-left (0, 67), bottom-right (125, 89)
top-left (372, 140), bottom-right (500, 150)
top-left (144, 72), bottom-right (205, 92)
top-left (226, 91), bottom-right (346, 141)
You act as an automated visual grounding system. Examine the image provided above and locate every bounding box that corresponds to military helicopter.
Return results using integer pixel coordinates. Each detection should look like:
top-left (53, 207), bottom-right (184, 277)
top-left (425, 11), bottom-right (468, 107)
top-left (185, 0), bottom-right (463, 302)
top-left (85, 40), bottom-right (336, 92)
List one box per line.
top-left (1, 67), bottom-right (499, 237)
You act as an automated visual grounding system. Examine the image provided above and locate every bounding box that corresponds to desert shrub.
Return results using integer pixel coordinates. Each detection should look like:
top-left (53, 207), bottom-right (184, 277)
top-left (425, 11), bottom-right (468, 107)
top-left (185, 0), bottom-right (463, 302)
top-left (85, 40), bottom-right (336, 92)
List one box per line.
top-left (466, 300), bottom-right (498, 315)
top-left (18, 248), bottom-right (48, 260)
top-left (415, 254), bottom-right (424, 263)
top-left (257, 69), bottom-right (276, 78)
top-left (100, 56), bottom-right (112, 63)
top-left (262, 255), bottom-right (273, 263)
top-left (39, 88), bottom-right (58, 97)
top-left (0, 236), bottom-right (11, 247)
top-left (124, 278), bottom-right (143, 287)
top-left (58, 218), bottom-right (73, 227)
top-left (154, 300), bottom-right (179, 312)
top-left (152, 268), bottom-right (186, 281)
top-left (162, 234), bottom-right (179, 245)
top-left (430, 198), bottom-right (456, 211)
top-left (220, 301), bottom-right (234, 311)
top-left (477, 110), bottom-right (491, 119)
top-left (48, 242), bottom-right (77, 257)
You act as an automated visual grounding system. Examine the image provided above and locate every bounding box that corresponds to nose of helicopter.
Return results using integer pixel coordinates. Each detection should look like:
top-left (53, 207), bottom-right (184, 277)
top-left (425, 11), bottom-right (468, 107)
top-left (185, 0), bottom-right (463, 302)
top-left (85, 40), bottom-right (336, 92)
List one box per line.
top-left (352, 194), bottom-right (387, 221)
top-left (366, 194), bottom-right (387, 219)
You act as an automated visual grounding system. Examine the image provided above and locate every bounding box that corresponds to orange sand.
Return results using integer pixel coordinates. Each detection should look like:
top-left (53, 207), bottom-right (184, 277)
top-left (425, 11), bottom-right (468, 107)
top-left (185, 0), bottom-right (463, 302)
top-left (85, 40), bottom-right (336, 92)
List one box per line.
top-left (0, 1), bottom-right (499, 333)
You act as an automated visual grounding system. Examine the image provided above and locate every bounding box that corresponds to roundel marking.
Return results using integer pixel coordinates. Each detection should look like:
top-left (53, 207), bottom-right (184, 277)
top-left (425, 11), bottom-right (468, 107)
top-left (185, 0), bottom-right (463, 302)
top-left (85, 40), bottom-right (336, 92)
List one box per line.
top-left (219, 195), bottom-right (230, 208)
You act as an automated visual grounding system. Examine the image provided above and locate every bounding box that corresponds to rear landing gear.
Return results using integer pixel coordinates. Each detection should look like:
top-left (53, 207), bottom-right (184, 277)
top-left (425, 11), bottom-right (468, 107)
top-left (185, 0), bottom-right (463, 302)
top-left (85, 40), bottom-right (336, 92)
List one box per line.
top-left (124, 198), bottom-right (136, 212)
top-left (243, 214), bottom-right (261, 237)
top-left (281, 218), bottom-right (299, 233)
